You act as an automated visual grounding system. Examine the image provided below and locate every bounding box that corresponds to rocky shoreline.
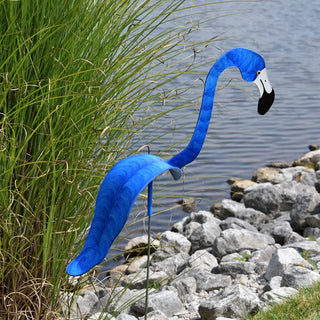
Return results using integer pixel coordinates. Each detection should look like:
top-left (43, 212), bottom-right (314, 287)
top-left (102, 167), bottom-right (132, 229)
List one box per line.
top-left (63, 147), bottom-right (320, 320)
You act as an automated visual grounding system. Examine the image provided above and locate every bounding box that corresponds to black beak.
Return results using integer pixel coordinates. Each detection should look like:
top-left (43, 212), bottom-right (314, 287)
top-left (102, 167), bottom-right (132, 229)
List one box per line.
top-left (258, 89), bottom-right (275, 115)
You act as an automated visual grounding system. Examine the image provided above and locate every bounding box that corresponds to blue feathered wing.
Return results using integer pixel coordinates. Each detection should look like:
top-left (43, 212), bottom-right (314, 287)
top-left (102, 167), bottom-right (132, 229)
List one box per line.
top-left (66, 154), bottom-right (181, 276)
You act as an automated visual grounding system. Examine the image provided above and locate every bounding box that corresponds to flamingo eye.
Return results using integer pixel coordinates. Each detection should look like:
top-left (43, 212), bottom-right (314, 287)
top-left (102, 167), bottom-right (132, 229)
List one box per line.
top-left (257, 70), bottom-right (261, 75)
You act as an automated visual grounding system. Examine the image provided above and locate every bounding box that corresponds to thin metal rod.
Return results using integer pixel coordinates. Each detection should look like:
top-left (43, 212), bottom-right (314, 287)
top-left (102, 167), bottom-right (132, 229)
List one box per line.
top-left (145, 181), bottom-right (153, 320)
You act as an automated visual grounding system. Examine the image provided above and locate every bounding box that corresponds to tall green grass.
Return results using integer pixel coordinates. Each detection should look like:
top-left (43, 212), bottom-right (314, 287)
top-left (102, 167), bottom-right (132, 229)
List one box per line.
top-left (247, 282), bottom-right (320, 320)
top-left (0, 0), bottom-right (219, 318)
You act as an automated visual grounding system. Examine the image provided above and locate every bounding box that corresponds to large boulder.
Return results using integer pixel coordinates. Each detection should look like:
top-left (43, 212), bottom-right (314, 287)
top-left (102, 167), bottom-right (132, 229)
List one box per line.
top-left (151, 252), bottom-right (189, 277)
top-left (284, 239), bottom-right (320, 258)
top-left (213, 229), bottom-right (275, 258)
top-left (290, 192), bottom-right (320, 231)
top-left (188, 268), bottom-right (232, 292)
top-left (276, 180), bottom-right (317, 211)
top-left (153, 231), bottom-right (191, 261)
top-left (264, 248), bottom-right (314, 280)
top-left (132, 289), bottom-right (185, 317)
top-left (187, 249), bottom-right (218, 271)
top-left (69, 287), bottom-right (107, 318)
top-left (124, 270), bottom-right (168, 290)
top-left (216, 261), bottom-right (256, 277)
top-left (199, 284), bottom-right (259, 319)
top-left (171, 276), bottom-right (197, 303)
top-left (262, 287), bottom-right (298, 304)
top-left (243, 183), bottom-right (281, 215)
top-left (219, 199), bottom-right (267, 227)
top-left (259, 220), bottom-right (293, 245)
top-left (281, 265), bottom-right (320, 288)
top-left (184, 211), bottom-right (221, 253)
top-left (219, 217), bottom-right (258, 232)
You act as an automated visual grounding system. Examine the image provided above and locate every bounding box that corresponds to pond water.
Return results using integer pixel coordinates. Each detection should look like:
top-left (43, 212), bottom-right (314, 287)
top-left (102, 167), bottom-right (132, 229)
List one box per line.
top-left (102, 0), bottom-right (320, 267)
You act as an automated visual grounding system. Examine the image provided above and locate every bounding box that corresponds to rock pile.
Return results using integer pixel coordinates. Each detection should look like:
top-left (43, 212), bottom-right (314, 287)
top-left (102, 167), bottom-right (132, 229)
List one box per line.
top-left (64, 149), bottom-right (320, 320)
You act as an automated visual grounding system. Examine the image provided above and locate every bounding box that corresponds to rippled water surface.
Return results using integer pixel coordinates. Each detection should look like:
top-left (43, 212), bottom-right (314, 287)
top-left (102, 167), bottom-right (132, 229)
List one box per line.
top-left (104, 0), bottom-right (320, 263)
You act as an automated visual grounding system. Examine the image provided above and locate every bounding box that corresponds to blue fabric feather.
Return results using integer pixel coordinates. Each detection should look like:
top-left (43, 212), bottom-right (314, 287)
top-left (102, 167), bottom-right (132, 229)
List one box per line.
top-left (66, 155), bottom-right (181, 275)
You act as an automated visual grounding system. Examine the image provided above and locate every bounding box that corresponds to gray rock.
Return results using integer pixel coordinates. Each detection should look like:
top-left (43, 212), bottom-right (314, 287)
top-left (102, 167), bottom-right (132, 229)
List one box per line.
top-left (283, 231), bottom-right (305, 245)
top-left (133, 290), bottom-right (185, 317)
top-left (151, 252), bottom-right (189, 277)
top-left (304, 227), bottom-right (320, 238)
top-left (280, 166), bottom-right (317, 185)
top-left (190, 210), bottom-right (220, 224)
top-left (248, 246), bottom-right (277, 275)
top-left (219, 199), bottom-right (267, 227)
top-left (69, 286), bottom-right (108, 318)
top-left (153, 231), bottom-right (191, 261)
top-left (219, 217), bottom-right (258, 232)
top-left (284, 239), bottom-right (320, 258)
top-left (221, 252), bottom-right (243, 262)
top-left (259, 220), bottom-right (293, 245)
top-left (262, 287), bottom-right (298, 304)
top-left (264, 248), bottom-right (313, 280)
top-left (124, 270), bottom-right (168, 290)
top-left (108, 287), bottom-right (144, 314)
top-left (276, 180), bottom-right (317, 211)
top-left (217, 261), bottom-right (256, 277)
top-left (292, 168), bottom-right (317, 186)
top-left (290, 193), bottom-right (320, 231)
top-left (263, 276), bottom-right (282, 291)
top-left (184, 221), bottom-right (220, 253)
top-left (171, 276), bottom-right (197, 303)
top-left (216, 318), bottom-right (238, 320)
top-left (281, 265), bottom-right (320, 288)
top-left (243, 183), bottom-right (281, 215)
top-left (188, 268), bottom-right (232, 292)
top-left (198, 284), bottom-right (259, 319)
top-left (171, 216), bottom-right (190, 233)
top-left (213, 229), bottom-right (275, 258)
top-left (306, 213), bottom-right (320, 227)
top-left (184, 211), bottom-right (221, 252)
top-left (187, 249), bottom-right (218, 271)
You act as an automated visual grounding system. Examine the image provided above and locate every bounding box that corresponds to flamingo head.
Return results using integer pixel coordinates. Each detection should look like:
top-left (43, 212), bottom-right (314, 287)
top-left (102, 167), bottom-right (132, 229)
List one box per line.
top-left (226, 48), bottom-right (275, 115)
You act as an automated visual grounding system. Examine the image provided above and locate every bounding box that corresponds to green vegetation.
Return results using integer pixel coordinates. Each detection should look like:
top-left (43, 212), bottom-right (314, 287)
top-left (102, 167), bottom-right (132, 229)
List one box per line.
top-left (233, 253), bottom-right (251, 262)
top-left (301, 250), bottom-right (318, 270)
top-left (247, 282), bottom-right (320, 320)
top-left (0, 0), bottom-right (216, 318)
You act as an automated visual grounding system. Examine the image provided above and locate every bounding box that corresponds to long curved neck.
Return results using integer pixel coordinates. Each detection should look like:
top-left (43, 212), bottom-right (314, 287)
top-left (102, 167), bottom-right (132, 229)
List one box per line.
top-left (167, 53), bottom-right (235, 169)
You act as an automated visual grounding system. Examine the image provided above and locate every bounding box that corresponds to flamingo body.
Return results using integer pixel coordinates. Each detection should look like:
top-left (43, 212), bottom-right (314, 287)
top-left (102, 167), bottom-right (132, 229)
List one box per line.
top-left (67, 48), bottom-right (275, 276)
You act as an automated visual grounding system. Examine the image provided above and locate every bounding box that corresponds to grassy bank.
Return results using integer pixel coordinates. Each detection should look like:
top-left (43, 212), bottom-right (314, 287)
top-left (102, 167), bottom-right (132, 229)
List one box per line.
top-left (248, 282), bottom-right (320, 320)
top-left (0, 0), bottom-right (218, 318)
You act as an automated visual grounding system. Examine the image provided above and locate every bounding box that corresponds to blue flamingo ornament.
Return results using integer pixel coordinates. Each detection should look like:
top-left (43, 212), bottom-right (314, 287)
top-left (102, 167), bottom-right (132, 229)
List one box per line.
top-left (66, 48), bottom-right (275, 276)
